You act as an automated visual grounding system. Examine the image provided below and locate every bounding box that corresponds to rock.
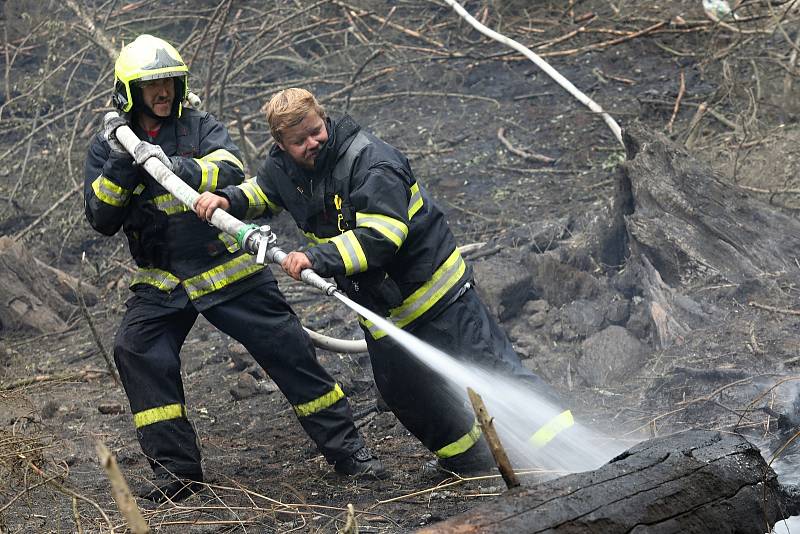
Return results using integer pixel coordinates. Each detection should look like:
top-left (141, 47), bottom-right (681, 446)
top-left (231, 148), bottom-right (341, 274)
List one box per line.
top-left (525, 254), bottom-right (603, 307)
top-left (97, 403), bottom-right (125, 415)
top-left (560, 299), bottom-right (605, 341)
top-left (230, 372), bottom-right (261, 400)
top-left (625, 297), bottom-right (652, 340)
top-left (229, 372), bottom-right (279, 400)
top-left (602, 295), bottom-right (630, 325)
top-left (228, 342), bottom-right (251, 371)
top-left (577, 326), bottom-right (647, 387)
top-left (472, 249), bottom-right (533, 320)
top-left (528, 311), bottom-right (548, 329)
top-left (522, 299), bottom-right (550, 315)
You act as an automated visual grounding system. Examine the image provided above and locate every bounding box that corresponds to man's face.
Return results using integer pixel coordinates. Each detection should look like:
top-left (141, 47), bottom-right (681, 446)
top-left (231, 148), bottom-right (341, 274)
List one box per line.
top-left (277, 111), bottom-right (328, 170)
top-left (139, 77), bottom-right (175, 118)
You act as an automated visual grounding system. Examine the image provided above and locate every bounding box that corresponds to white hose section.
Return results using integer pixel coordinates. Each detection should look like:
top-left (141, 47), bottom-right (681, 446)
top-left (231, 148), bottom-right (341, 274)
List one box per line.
top-left (442, 0), bottom-right (623, 147)
top-left (304, 328), bottom-right (367, 353)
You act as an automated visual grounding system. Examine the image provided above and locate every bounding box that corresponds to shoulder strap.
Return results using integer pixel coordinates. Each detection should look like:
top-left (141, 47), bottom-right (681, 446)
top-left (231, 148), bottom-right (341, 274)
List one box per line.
top-left (332, 131), bottom-right (371, 185)
top-left (331, 131), bottom-right (371, 230)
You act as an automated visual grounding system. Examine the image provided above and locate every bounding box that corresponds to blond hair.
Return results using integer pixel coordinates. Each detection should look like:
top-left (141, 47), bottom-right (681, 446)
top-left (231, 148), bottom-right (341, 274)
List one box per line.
top-left (265, 88), bottom-right (326, 143)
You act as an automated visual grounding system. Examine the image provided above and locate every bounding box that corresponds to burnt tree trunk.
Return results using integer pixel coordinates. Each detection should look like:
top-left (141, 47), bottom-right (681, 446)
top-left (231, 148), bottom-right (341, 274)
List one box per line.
top-left (417, 430), bottom-right (800, 534)
top-left (618, 125), bottom-right (800, 287)
top-left (0, 237), bottom-right (99, 334)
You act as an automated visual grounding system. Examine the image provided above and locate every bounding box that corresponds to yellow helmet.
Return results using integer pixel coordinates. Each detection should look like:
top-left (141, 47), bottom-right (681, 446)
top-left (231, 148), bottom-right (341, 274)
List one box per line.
top-left (112, 34), bottom-right (189, 115)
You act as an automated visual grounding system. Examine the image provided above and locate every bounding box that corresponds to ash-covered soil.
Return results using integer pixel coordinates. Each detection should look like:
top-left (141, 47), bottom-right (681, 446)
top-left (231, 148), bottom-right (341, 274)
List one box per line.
top-left (1, 1), bottom-right (799, 532)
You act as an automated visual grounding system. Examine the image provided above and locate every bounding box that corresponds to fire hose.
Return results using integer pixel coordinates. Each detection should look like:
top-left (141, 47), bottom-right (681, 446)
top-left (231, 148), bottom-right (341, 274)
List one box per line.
top-left (105, 111), bottom-right (368, 354)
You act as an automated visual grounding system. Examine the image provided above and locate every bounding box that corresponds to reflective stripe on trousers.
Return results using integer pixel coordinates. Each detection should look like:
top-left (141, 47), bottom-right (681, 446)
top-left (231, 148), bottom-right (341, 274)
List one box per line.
top-left (435, 420), bottom-right (483, 459)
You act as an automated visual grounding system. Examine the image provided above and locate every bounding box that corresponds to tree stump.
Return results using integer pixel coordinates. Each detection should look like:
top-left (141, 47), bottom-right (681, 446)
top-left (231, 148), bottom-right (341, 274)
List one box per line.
top-left (0, 237), bottom-right (99, 334)
top-left (417, 430), bottom-right (800, 534)
top-left (618, 125), bottom-right (800, 286)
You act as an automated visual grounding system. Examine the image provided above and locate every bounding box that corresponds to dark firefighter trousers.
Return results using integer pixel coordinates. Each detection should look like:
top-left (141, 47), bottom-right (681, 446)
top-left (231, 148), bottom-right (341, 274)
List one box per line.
top-left (365, 285), bottom-right (559, 463)
top-left (114, 280), bottom-right (364, 479)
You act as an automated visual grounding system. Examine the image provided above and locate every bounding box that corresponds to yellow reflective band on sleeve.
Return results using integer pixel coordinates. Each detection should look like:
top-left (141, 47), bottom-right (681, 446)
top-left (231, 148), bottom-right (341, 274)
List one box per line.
top-left (194, 159), bottom-right (219, 192)
top-left (293, 383), bottom-right (345, 417)
top-left (529, 410), bottom-right (574, 448)
top-left (331, 231), bottom-right (368, 275)
top-left (182, 253), bottom-right (263, 300)
top-left (133, 403), bottom-right (187, 428)
top-left (238, 178), bottom-right (281, 218)
top-left (152, 193), bottom-right (190, 215)
top-left (92, 175), bottom-right (132, 207)
top-left (435, 420), bottom-right (482, 459)
top-left (130, 268), bottom-right (181, 292)
top-left (408, 182), bottom-right (423, 219)
top-left (389, 248), bottom-right (466, 329)
top-left (356, 212), bottom-right (408, 249)
top-left (201, 149), bottom-right (244, 172)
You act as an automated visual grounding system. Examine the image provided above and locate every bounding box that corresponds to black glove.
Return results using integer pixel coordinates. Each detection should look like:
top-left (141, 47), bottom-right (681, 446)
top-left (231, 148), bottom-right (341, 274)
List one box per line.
top-left (133, 141), bottom-right (174, 172)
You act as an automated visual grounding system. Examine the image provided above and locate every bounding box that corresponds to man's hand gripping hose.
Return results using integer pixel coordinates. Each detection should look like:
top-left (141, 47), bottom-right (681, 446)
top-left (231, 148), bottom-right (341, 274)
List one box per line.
top-left (103, 111), bottom-right (361, 351)
top-left (234, 224), bottom-right (337, 296)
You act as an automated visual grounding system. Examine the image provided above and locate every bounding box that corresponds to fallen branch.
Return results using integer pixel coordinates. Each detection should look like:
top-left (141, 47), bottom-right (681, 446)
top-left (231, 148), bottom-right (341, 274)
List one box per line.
top-left (442, 0), bottom-right (623, 146)
top-left (497, 127), bottom-right (556, 164)
top-left (77, 252), bottom-right (120, 387)
top-left (749, 301), bottom-right (800, 316)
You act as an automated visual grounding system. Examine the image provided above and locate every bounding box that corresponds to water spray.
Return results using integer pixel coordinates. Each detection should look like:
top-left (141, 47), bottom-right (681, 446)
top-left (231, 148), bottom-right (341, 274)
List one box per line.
top-left (332, 291), bottom-right (628, 475)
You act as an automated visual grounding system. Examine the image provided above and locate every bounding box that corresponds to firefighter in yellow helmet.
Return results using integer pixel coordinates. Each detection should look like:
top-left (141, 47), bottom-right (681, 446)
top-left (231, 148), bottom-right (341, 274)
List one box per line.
top-left (84, 36), bottom-right (384, 503)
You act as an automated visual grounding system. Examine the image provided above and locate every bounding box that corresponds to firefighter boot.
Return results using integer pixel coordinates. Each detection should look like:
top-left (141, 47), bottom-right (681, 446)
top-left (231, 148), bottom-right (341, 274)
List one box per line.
top-left (139, 473), bottom-right (204, 503)
top-left (334, 447), bottom-right (387, 479)
top-left (421, 439), bottom-right (496, 479)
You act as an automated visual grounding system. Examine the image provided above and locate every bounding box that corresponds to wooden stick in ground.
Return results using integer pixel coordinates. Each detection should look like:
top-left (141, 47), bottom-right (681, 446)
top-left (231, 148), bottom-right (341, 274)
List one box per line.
top-left (667, 70), bottom-right (685, 134)
top-left (95, 441), bottom-right (150, 534)
top-left (467, 387), bottom-right (519, 489)
top-left (77, 252), bottom-right (121, 386)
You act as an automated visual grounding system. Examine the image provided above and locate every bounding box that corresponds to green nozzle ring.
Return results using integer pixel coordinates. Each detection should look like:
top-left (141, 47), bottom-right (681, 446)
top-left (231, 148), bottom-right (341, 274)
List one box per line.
top-left (236, 223), bottom-right (259, 250)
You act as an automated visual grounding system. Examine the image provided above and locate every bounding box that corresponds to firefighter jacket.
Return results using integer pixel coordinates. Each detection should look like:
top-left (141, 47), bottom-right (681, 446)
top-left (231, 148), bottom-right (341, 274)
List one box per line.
top-left (84, 109), bottom-right (268, 310)
top-left (219, 116), bottom-right (471, 339)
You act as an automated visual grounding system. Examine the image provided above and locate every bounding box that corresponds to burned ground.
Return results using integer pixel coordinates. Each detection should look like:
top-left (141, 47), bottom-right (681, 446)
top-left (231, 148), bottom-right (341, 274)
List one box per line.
top-left (1, 0), bottom-right (799, 532)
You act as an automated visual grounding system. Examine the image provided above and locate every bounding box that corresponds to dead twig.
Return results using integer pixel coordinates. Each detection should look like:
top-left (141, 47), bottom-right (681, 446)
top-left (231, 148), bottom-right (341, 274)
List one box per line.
top-left (77, 252), bottom-right (121, 387)
top-left (204, 0), bottom-right (233, 105)
top-left (63, 0), bottom-right (118, 59)
top-left (337, 90), bottom-right (500, 107)
top-left (13, 184), bottom-right (83, 242)
top-left (667, 70), bottom-right (685, 134)
top-left (749, 301), bottom-right (800, 316)
top-left (497, 127), bottom-right (556, 164)
top-left (344, 49), bottom-right (383, 114)
top-left (684, 101), bottom-right (708, 149)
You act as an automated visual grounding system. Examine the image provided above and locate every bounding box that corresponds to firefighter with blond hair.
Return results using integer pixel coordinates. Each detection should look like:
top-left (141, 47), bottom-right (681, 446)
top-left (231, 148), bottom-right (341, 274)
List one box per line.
top-left (196, 88), bottom-right (569, 477)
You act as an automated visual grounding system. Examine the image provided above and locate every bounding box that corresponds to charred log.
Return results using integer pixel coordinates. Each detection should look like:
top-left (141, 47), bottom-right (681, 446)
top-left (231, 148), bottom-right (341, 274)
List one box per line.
top-left (417, 430), bottom-right (800, 534)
